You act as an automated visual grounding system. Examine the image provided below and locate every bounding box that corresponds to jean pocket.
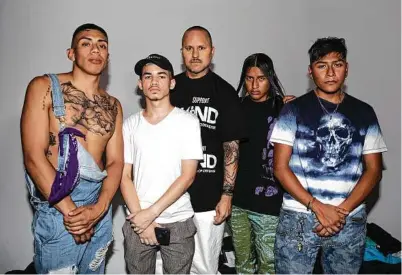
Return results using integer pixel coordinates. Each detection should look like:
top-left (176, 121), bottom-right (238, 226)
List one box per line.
top-left (34, 211), bottom-right (58, 245)
top-left (348, 207), bottom-right (367, 225)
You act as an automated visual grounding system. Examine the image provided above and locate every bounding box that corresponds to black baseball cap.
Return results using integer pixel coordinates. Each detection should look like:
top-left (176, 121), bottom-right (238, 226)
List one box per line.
top-left (134, 54), bottom-right (174, 77)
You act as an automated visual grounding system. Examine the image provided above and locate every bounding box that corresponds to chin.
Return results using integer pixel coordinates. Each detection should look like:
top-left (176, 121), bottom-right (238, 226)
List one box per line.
top-left (189, 66), bottom-right (206, 74)
top-left (250, 96), bottom-right (261, 101)
top-left (318, 86), bottom-right (342, 94)
top-left (84, 68), bottom-right (104, 76)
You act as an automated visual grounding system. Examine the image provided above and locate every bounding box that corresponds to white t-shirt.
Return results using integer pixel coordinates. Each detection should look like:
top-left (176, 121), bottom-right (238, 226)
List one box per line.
top-left (123, 107), bottom-right (203, 223)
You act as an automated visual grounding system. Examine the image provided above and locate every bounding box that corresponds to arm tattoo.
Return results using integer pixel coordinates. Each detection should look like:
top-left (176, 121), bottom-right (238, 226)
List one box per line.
top-left (61, 82), bottom-right (118, 136)
top-left (42, 85), bottom-right (50, 110)
top-left (223, 140), bottom-right (239, 196)
top-left (46, 132), bottom-right (56, 157)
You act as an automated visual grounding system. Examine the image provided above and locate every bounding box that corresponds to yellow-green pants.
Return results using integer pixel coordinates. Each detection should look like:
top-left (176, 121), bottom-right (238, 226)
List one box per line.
top-left (229, 205), bottom-right (279, 274)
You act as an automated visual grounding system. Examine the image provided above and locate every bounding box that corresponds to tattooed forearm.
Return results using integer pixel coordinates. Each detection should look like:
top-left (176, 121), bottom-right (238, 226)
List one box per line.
top-left (46, 132), bottom-right (56, 157)
top-left (223, 140), bottom-right (239, 196)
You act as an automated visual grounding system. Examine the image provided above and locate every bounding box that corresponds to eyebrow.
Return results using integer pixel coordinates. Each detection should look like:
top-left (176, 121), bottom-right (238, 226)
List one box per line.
top-left (142, 71), bottom-right (169, 76)
top-left (315, 59), bottom-right (345, 64)
top-left (245, 74), bottom-right (265, 78)
top-left (246, 74), bottom-right (265, 77)
top-left (183, 44), bottom-right (208, 48)
top-left (77, 36), bottom-right (108, 44)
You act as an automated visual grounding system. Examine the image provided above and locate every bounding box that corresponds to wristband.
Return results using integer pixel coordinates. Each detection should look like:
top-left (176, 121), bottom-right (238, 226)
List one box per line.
top-left (307, 197), bottom-right (316, 211)
top-left (222, 184), bottom-right (234, 196)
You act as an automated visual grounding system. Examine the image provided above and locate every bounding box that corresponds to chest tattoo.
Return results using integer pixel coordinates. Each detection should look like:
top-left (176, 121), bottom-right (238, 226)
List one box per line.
top-left (60, 82), bottom-right (118, 136)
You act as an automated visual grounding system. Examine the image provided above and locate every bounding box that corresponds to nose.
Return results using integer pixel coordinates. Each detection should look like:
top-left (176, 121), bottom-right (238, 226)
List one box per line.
top-left (252, 79), bottom-right (259, 89)
top-left (327, 65), bottom-right (335, 77)
top-left (91, 43), bottom-right (100, 54)
top-left (192, 48), bottom-right (199, 58)
top-left (151, 76), bottom-right (158, 85)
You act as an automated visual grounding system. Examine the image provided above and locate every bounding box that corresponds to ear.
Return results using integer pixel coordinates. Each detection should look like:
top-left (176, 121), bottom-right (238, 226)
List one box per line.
top-left (67, 48), bottom-right (75, 62)
top-left (308, 65), bottom-right (313, 78)
top-left (169, 79), bottom-right (176, 90)
top-left (211, 46), bottom-right (215, 58)
top-left (137, 79), bottom-right (143, 91)
top-left (345, 62), bottom-right (349, 78)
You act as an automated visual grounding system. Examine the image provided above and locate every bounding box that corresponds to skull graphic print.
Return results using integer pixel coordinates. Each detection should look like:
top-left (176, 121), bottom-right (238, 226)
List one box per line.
top-left (316, 113), bottom-right (355, 168)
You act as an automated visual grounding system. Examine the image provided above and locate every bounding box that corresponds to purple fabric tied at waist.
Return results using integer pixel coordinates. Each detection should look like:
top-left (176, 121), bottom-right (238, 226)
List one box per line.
top-left (48, 127), bottom-right (86, 205)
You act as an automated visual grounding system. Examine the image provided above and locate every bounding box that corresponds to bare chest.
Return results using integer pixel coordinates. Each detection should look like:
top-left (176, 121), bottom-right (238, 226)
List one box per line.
top-left (50, 82), bottom-right (118, 137)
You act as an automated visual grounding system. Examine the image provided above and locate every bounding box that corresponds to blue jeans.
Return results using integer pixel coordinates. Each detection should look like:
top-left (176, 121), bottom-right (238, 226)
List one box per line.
top-left (26, 143), bottom-right (112, 274)
top-left (274, 207), bottom-right (367, 274)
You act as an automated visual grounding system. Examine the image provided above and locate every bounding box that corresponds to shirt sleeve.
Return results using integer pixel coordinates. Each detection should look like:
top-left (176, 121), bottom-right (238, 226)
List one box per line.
top-left (362, 108), bottom-right (387, 154)
top-left (269, 103), bottom-right (297, 146)
top-left (181, 117), bottom-right (204, 160)
top-left (123, 117), bottom-right (134, 164)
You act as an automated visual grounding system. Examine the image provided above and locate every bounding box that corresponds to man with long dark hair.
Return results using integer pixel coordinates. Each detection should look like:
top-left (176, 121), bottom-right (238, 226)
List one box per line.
top-left (271, 37), bottom-right (387, 273)
top-left (230, 53), bottom-right (293, 273)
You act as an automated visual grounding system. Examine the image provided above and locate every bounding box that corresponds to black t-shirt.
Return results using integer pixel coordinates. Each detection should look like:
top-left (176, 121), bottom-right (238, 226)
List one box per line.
top-left (233, 96), bottom-right (284, 216)
top-left (170, 71), bottom-right (247, 212)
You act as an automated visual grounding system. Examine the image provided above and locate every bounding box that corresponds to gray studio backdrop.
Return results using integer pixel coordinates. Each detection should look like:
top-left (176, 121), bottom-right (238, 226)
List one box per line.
top-left (0, 0), bottom-right (400, 273)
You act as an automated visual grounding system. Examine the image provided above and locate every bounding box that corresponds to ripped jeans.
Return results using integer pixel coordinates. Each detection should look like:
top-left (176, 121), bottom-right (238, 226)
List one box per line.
top-left (26, 143), bottom-right (113, 274)
top-left (30, 179), bottom-right (113, 274)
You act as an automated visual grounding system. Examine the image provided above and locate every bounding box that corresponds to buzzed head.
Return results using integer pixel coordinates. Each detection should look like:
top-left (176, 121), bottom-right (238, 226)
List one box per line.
top-left (182, 25), bottom-right (213, 48)
top-left (71, 23), bottom-right (108, 48)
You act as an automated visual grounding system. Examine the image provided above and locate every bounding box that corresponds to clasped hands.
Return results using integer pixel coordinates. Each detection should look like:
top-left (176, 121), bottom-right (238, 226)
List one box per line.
top-left (311, 200), bottom-right (349, 237)
top-left (63, 204), bottom-right (105, 244)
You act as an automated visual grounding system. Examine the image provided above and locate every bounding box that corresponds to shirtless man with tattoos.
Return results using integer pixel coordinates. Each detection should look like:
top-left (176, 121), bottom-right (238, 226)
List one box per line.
top-left (20, 23), bottom-right (123, 274)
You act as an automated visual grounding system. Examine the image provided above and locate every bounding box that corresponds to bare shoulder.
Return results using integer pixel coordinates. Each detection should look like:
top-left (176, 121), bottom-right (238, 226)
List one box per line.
top-left (100, 90), bottom-right (123, 113)
top-left (26, 75), bottom-right (50, 93)
top-left (24, 75), bottom-right (52, 109)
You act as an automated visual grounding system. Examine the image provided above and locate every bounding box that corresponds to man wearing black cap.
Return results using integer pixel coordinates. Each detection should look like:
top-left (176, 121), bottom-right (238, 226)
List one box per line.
top-left (120, 54), bottom-right (203, 273)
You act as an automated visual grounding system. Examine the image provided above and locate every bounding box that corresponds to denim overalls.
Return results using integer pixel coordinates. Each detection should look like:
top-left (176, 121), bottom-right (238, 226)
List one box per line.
top-left (25, 74), bottom-right (113, 274)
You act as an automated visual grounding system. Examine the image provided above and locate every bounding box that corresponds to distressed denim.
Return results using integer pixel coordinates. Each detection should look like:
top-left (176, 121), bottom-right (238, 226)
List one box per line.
top-left (26, 143), bottom-right (112, 274)
top-left (275, 207), bottom-right (367, 274)
top-left (25, 73), bottom-right (113, 274)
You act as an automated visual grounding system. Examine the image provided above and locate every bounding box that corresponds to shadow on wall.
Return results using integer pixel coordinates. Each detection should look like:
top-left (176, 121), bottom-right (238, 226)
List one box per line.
top-left (100, 63), bottom-right (110, 92)
top-left (105, 189), bottom-right (125, 267)
top-left (136, 86), bottom-right (145, 110)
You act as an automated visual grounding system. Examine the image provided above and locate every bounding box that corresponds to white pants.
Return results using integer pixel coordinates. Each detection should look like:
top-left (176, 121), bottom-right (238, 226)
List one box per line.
top-left (156, 210), bottom-right (225, 274)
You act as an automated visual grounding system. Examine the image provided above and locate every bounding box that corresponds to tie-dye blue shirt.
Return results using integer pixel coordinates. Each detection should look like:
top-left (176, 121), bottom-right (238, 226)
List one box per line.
top-left (270, 91), bottom-right (387, 213)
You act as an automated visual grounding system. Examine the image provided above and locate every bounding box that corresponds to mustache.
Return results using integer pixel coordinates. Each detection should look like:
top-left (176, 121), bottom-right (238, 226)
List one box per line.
top-left (190, 59), bottom-right (202, 63)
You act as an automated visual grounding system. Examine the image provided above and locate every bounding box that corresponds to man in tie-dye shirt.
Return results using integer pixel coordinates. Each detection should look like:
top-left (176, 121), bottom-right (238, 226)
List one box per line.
top-left (270, 37), bottom-right (387, 274)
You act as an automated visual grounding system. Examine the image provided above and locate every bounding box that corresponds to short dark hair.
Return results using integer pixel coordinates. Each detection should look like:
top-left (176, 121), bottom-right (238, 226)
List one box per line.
top-left (71, 23), bottom-right (108, 48)
top-left (182, 25), bottom-right (213, 47)
top-left (308, 37), bottom-right (347, 64)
